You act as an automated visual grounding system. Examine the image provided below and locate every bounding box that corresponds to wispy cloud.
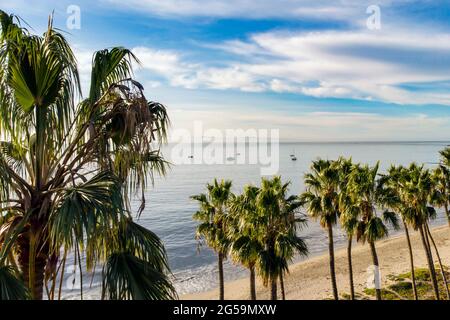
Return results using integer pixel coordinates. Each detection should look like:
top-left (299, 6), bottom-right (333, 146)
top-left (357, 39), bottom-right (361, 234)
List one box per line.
top-left (130, 28), bottom-right (450, 105)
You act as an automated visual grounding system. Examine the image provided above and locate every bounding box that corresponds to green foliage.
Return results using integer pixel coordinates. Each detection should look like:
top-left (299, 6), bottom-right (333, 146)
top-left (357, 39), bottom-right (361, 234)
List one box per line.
top-left (440, 147), bottom-right (450, 168)
top-left (0, 265), bottom-right (29, 300)
top-left (228, 185), bottom-right (263, 269)
top-left (253, 176), bottom-right (308, 285)
top-left (0, 11), bottom-right (173, 300)
top-left (102, 252), bottom-right (176, 300)
top-left (300, 159), bottom-right (340, 227)
top-left (50, 171), bottom-right (124, 252)
top-left (101, 220), bottom-right (176, 300)
top-left (340, 163), bottom-right (395, 244)
top-left (192, 179), bottom-right (233, 255)
top-left (364, 266), bottom-right (450, 300)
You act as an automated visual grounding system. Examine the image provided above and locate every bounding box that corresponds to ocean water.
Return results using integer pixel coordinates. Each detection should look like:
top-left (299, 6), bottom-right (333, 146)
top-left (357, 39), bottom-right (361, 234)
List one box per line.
top-left (61, 141), bottom-right (450, 299)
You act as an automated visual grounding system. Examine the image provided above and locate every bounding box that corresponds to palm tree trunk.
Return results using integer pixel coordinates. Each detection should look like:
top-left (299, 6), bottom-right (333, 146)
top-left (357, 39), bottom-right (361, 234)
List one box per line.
top-left (369, 241), bottom-right (382, 300)
top-left (279, 272), bottom-right (286, 300)
top-left (218, 252), bottom-right (225, 300)
top-left (35, 105), bottom-right (48, 191)
top-left (270, 276), bottom-right (277, 300)
top-left (347, 235), bottom-right (355, 300)
top-left (249, 265), bottom-right (256, 300)
top-left (16, 231), bottom-right (48, 300)
top-left (327, 222), bottom-right (339, 300)
top-left (403, 221), bottom-right (418, 300)
top-left (426, 224), bottom-right (450, 300)
top-left (445, 203), bottom-right (450, 228)
top-left (419, 225), bottom-right (440, 300)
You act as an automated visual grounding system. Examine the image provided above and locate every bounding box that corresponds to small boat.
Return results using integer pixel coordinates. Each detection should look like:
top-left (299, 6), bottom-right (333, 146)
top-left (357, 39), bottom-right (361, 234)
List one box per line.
top-left (290, 149), bottom-right (297, 161)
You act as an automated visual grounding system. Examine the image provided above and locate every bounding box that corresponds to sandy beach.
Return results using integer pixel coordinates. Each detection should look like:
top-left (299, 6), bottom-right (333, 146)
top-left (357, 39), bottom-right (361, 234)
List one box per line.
top-left (182, 225), bottom-right (450, 300)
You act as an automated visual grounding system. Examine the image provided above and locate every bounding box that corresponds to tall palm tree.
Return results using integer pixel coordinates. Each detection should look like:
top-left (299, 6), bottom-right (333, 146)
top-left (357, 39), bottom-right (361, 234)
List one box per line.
top-left (300, 159), bottom-right (340, 300)
top-left (344, 163), bottom-right (399, 301)
top-left (228, 185), bottom-right (262, 300)
top-left (336, 156), bottom-right (357, 300)
top-left (432, 165), bottom-right (450, 227)
top-left (256, 176), bottom-right (308, 300)
top-left (427, 174), bottom-right (450, 299)
top-left (379, 165), bottom-right (418, 300)
top-left (0, 12), bottom-right (175, 300)
top-left (276, 188), bottom-right (308, 300)
top-left (438, 148), bottom-right (450, 226)
top-left (396, 163), bottom-right (441, 300)
top-left (424, 221), bottom-right (450, 299)
top-left (192, 179), bottom-right (233, 300)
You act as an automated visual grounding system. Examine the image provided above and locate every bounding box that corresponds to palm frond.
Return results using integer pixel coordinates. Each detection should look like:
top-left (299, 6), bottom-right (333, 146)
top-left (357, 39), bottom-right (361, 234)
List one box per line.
top-left (117, 219), bottom-right (170, 273)
top-left (366, 217), bottom-right (388, 242)
top-left (50, 171), bottom-right (124, 251)
top-left (101, 252), bottom-right (176, 300)
top-left (382, 210), bottom-right (400, 230)
top-left (0, 265), bottom-right (29, 300)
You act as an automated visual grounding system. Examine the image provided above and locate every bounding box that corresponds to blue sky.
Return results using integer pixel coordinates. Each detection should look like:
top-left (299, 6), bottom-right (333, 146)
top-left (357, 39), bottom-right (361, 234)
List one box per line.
top-left (2, 0), bottom-right (450, 141)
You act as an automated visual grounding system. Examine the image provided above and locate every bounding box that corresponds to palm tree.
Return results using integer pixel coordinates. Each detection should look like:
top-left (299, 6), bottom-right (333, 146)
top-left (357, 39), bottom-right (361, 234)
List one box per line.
top-left (336, 156), bottom-right (357, 300)
top-left (344, 163), bottom-right (399, 300)
top-left (276, 188), bottom-right (308, 300)
top-left (256, 176), bottom-right (307, 300)
top-left (440, 147), bottom-right (450, 167)
top-left (379, 165), bottom-right (418, 300)
top-left (432, 165), bottom-right (450, 227)
top-left (300, 159), bottom-right (340, 300)
top-left (192, 179), bottom-right (233, 300)
top-left (424, 221), bottom-right (450, 299)
top-left (438, 147), bottom-right (450, 225)
top-left (0, 12), bottom-right (175, 300)
top-left (228, 185), bottom-right (262, 300)
top-left (396, 163), bottom-right (441, 300)
top-left (427, 173), bottom-right (450, 299)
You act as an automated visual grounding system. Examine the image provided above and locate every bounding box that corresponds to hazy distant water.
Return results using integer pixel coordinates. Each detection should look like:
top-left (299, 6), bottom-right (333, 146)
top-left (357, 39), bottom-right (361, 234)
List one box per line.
top-left (62, 141), bottom-right (450, 298)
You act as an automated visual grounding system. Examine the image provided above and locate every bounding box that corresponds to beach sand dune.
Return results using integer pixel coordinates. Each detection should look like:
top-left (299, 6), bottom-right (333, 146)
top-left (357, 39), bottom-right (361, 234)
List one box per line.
top-left (182, 226), bottom-right (450, 300)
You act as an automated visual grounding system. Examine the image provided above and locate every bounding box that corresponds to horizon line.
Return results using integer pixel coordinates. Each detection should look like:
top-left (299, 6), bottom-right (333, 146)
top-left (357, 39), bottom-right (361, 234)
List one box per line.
top-left (163, 140), bottom-right (450, 144)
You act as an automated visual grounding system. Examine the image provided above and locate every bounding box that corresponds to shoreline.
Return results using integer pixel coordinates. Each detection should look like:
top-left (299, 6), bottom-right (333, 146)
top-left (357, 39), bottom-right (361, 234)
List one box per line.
top-left (181, 225), bottom-right (450, 300)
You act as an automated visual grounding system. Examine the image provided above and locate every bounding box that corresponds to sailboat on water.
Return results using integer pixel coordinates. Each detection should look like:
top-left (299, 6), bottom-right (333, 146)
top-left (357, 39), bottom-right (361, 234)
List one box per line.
top-left (290, 149), bottom-right (297, 161)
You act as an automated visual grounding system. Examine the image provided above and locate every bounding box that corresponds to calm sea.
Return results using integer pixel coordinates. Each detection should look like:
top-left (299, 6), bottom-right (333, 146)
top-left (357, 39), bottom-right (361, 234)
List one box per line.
top-left (62, 141), bottom-right (450, 298)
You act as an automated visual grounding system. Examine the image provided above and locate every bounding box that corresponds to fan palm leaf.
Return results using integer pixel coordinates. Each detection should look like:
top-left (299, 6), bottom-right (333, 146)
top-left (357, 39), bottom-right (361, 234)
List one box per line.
top-left (0, 265), bottom-right (30, 300)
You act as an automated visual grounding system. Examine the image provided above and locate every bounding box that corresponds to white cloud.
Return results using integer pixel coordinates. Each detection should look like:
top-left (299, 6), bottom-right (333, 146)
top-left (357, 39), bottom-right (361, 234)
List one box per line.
top-left (132, 47), bottom-right (187, 76)
top-left (132, 47), bottom-right (266, 92)
top-left (73, 25), bottom-right (450, 107)
top-left (67, 33), bottom-right (450, 142)
top-left (131, 27), bottom-right (450, 105)
top-left (241, 29), bottom-right (450, 103)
